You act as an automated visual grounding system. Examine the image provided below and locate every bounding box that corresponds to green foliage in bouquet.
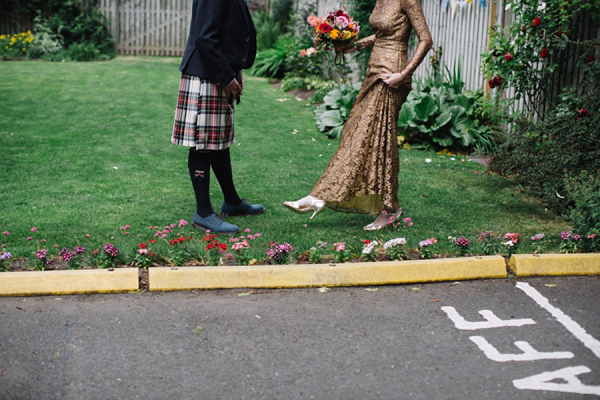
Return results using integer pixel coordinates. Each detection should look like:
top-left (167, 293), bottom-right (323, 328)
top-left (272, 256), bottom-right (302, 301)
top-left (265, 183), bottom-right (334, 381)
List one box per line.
top-left (313, 82), bottom-right (362, 138)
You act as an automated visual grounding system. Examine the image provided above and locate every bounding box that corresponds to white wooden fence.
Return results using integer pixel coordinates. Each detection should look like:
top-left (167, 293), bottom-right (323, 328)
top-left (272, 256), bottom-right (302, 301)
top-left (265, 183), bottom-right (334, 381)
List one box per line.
top-left (94, 0), bottom-right (192, 56)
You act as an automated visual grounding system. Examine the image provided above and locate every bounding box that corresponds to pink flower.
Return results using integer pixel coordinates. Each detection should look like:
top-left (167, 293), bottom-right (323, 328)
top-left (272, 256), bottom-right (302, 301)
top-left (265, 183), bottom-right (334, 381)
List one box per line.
top-left (3, 231), bottom-right (8, 236)
top-left (154, 232), bottom-right (160, 237)
top-left (255, 233), bottom-right (261, 237)
top-left (138, 248), bottom-right (148, 255)
top-left (300, 49), bottom-right (307, 57)
top-left (125, 224), bottom-right (131, 229)
top-left (334, 242), bottom-right (346, 252)
top-left (42, 239), bottom-right (46, 243)
top-left (149, 226), bottom-right (154, 230)
top-left (403, 217), bottom-right (411, 223)
top-left (170, 223), bottom-right (176, 229)
top-left (179, 219), bottom-right (188, 228)
top-left (161, 234), bottom-right (167, 239)
top-left (248, 234), bottom-right (255, 240)
top-left (306, 47), bottom-right (316, 56)
top-left (86, 234), bottom-right (91, 238)
top-left (408, 221), bottom-right (413, 227)
top-left (120, 226), bottom-right (125, 230)
top-left (226, 253), bottom-right (233, 260)
top-left (504, 52), bottom-right (513, 61)
top-left (504, 232), bottom-right (520, 244)
top-left (54, 244), bottom-right (58, 248)
top-left (245, 228), bottom-right (251, 233)
top-left (27, 236), bottom-right (32, 240)
top-left (589, 233), bottom-right (597, 239)
top-left (206, 230), bottom-right (211, 234)
top-left (125, 232), bottom-right (129, 235)
top-left (154, 226), bottom-right (159, 230)
top-left (31, 227), bottom-right (37, 232)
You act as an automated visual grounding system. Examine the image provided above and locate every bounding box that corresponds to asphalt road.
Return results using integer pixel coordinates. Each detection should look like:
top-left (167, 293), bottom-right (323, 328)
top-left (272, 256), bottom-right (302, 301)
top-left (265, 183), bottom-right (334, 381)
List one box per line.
top-left (1, 276), bottom-right (599, 400)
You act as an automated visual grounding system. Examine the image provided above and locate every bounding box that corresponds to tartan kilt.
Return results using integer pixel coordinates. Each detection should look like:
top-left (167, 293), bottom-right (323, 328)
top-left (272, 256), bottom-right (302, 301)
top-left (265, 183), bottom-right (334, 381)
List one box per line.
top-left (172, 73), bottom-right (235, 150)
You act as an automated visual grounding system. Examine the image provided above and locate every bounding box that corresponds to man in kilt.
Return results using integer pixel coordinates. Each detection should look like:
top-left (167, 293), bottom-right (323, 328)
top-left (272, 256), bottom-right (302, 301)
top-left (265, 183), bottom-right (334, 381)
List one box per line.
top-left (172, 0), bottom-right (264, 234)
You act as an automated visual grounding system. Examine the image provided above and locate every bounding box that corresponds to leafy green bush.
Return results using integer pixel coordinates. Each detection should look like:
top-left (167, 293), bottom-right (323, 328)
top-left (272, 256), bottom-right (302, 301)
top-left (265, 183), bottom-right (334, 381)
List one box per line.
top-left (309, 81), bottom-right (338, 104)
top-left (27, 15), bottom-right (63, 59)
top-left (0, 31), bottom-right (34, 60)
top-left (564, 172), bottom-right (600, 252)
top-left (28, 0), bottom-right (114, 61)
top-left (281, 75), bottom-right (334, 92)
top-left (398, 63), bottom-right (501, 152)
top-left (313, 82), bottom-right (361, 138)
top-left (284, 41), bottom-right (324, 78)
top-left (489, 74), bottom-right (600, 218)
top-left (248, 36), bottom-right (292, 78)
top-left (252, 10), bottom-right (282, 51)
top-left (483, 0), bottom-right (600, 119)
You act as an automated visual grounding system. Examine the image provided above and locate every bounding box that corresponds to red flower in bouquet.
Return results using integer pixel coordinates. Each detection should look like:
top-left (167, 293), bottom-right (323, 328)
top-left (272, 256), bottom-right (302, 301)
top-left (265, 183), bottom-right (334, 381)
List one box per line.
top-left (308, 7), bottom-right (360, 65)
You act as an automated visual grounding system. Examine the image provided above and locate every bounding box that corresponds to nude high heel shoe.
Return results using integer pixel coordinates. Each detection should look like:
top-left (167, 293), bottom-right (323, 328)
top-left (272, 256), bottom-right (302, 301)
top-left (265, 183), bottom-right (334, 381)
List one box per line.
top-left (283, 196), bottom-right (326, 220)
top-left (363, 209), bottom-right (403, 231)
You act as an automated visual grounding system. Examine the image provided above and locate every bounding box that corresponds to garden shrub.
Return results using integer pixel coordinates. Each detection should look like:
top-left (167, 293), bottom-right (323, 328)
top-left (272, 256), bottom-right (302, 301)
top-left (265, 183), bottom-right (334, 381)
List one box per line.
top-left (29, 0), bottom-right (115, 62)
top-left (564, 172), bottom-right (600, 252)
top-left (248, 36), bottom-right (293, 78)
top-left (0, 31), bottom-right (34, 60)
top-left (314, 82), bottom-right (362, 138)
top-left (489, 72), bottom-right (600, 219)
top-left (27, 15), bottom-right (63, 59)
top-left (397, 62), bottom-right (503, 153)
top-left (252, 10), bottom-right (282, 51)
top-left (483, 0), bottom-right (600, 120)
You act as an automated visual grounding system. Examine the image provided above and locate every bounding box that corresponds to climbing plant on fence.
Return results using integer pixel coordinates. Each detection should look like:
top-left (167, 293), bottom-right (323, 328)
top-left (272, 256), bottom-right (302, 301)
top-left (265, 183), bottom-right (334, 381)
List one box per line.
top-left (482, 0), bottom-right (600, 120)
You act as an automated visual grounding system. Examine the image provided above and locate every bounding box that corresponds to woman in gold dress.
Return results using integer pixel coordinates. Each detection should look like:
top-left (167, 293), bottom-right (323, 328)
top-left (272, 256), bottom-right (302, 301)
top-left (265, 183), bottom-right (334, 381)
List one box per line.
top-left (284, 0), bottom-right (432, 230)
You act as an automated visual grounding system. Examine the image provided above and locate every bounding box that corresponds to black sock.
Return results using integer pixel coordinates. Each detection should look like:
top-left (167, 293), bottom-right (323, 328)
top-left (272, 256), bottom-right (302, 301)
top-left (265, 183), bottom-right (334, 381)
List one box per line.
top-left (188, 149), bottom-right (213, 218)
top-left (210, 148), bottom-right (242, 206)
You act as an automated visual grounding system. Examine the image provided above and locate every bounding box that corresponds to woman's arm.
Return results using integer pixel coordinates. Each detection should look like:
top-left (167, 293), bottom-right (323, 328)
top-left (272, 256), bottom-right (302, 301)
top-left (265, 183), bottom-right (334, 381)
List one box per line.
top-left (382, 0), bottom-right (433, 88)
top-left (355, 34), bottom-right (376, 50)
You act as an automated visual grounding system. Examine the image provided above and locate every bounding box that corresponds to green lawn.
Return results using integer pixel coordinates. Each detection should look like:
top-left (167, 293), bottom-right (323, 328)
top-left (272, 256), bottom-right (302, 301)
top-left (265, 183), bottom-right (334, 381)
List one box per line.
top-left (0, 56), bottom-right (571, 263)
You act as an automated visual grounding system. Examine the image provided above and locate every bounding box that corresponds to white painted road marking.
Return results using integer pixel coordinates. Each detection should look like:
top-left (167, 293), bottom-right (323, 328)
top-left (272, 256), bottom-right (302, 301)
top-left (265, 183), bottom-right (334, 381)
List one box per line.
top-left (513, 366), bottom-right (600, 395)
top-left (469, 336), bottom-right (574, 362)
top-left (516, 282), bottom-right (600, 359)
top-left (441, 306), bottom-right (536, 330)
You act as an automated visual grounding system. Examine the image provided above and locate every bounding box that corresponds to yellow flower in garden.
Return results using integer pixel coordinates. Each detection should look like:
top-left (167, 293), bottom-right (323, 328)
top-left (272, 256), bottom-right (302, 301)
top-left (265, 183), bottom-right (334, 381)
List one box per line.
top-left (330, 29), bottom-right (341, 39)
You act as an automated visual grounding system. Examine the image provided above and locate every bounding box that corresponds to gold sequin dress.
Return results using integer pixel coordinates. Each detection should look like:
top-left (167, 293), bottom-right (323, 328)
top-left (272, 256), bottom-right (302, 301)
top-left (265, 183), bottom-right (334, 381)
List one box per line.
top-left (310, 0), bottom-right (432, 215)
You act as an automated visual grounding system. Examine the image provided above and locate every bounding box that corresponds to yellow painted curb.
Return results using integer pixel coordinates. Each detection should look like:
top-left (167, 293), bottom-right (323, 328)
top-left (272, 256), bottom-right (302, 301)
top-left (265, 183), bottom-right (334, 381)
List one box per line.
top-left (510, 253), bottom-right (600, 277)
top-left (149, 256), bottom-right (507, 291)
top-left (0, 269), bottom-right (139, 297)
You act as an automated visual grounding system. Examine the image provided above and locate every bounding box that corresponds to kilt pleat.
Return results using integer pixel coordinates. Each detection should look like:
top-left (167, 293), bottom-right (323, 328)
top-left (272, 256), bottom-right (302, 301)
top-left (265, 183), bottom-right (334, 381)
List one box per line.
top-left (171, 73), bottom-right (235, 150)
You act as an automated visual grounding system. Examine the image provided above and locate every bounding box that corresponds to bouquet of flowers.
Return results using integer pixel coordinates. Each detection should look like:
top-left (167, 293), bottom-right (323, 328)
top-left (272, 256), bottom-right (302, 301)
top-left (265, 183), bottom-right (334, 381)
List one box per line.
top-left (308, 7), bottom-right (360, 65)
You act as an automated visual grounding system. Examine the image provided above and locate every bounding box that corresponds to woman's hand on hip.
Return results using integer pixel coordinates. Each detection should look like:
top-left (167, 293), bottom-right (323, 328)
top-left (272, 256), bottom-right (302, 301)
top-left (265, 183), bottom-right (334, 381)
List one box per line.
top-left (380, 73), bottom-right (406, 89)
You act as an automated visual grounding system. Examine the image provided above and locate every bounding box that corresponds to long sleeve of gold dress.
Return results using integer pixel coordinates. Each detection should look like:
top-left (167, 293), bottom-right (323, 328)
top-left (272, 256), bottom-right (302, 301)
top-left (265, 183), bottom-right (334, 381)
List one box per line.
top-left (310, 0), bottom-right (432, 215)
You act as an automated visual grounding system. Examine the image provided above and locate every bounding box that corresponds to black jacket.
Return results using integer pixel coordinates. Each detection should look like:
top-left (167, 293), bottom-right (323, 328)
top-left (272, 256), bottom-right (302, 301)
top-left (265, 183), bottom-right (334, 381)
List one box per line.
top-left (180, 0), bottom-right (257, 88)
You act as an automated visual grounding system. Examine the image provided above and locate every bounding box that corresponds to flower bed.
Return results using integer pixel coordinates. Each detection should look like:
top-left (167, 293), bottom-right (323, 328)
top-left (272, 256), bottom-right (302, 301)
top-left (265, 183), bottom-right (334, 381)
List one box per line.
top-left (1, 218), bottom-right (598, 273)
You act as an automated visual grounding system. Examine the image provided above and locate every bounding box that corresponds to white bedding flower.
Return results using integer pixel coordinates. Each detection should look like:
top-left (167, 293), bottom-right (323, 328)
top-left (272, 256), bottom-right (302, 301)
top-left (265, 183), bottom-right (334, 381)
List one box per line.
top-left (362, 240), bottom-right (379, 254)
top-left (383, 238), bottom-right (406, 249)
